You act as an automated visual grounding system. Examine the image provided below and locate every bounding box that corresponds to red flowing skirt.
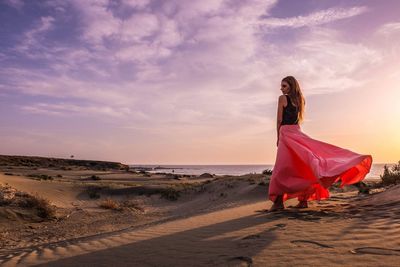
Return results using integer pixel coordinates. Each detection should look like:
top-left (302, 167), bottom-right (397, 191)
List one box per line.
top-left (268, 124), bottom-right (372, 202)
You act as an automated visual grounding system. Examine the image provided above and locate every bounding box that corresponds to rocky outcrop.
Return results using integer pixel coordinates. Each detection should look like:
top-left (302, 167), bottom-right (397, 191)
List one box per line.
top-left (0, 155), bottom-right (129, 171)
top-left (199, 173), bottom-right (214, 178)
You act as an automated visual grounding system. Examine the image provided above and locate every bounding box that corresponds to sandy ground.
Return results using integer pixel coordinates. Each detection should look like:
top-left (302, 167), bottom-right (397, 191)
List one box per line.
top-left (1, 164), bottom-right (400, 267)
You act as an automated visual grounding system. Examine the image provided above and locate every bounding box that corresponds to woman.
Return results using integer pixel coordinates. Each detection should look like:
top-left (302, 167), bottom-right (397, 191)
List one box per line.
top-left (268, 76), bottom-right (372, 211)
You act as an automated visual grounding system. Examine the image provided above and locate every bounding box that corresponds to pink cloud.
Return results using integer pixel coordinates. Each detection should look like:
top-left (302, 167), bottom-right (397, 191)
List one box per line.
top-left (259, 6), bottom-right (368, 28)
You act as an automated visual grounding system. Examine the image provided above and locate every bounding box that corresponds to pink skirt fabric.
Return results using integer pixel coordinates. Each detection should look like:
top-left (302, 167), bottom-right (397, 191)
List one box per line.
top-left (268, 124), bottom-right (373, 202)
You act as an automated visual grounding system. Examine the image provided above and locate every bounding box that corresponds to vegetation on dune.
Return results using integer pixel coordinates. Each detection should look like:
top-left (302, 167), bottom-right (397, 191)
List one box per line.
top-left (19, 194), bottom-right (56, 219)
top-left (69, 172), bottom-right (268, 206)
top-left (86, 184), bottom-right (168, 200)
top-left (99, 198), bottom-right (144, 212)
top-left (262, 169), bottom-right (273, 175)
top-left (120, 199), bottom-right (145, 212)
top-left (380, 161), bottom-right (400, 186)
top-left (27, 174), bottom-right (54, 181)
top-left (1, 184), bottom-right (55, 219)
top-left (159, 187), bottom-right (181, 201)
top-left (84, 182), bottom-right (210, 202)
top-left (87, 186), bottom-right (101, 199)
top-left (99, 198), bottom-right (120, 210)
top-left (258, 180), bottom-right (269, 186)
top-left (165, 173), bottom-right (180, 180)
top-left (90, 175), bottom-right (101, 181)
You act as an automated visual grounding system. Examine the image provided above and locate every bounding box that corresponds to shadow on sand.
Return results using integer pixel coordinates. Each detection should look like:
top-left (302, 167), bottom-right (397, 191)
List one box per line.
top-left (34, 211), bottom-right (285, 267)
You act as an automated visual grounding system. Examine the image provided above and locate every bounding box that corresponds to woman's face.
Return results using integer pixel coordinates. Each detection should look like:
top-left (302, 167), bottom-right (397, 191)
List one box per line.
top-left (280, 81), bottom-right (290, 95)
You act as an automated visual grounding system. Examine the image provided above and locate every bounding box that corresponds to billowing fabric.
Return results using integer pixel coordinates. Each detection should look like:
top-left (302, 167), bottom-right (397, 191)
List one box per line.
top-left (268, 124), bottom-right (372, 202)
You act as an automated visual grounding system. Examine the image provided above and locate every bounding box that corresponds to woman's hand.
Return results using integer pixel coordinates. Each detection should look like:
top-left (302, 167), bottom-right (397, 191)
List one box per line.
top-left (276, 139), bottom-right (279, 147)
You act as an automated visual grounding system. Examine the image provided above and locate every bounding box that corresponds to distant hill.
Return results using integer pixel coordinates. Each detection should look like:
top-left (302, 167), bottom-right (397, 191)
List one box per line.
top-left (0, 155), bottom-right (129, 171)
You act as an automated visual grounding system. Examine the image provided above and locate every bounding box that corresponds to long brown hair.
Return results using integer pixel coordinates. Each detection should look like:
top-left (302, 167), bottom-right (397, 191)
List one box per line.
top-left (282, 76), bottom-right (306, 124)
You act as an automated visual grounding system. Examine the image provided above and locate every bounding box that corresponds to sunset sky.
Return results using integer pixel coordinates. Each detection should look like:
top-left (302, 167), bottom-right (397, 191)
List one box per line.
top-left (0, 0), bottom-right (399, 165)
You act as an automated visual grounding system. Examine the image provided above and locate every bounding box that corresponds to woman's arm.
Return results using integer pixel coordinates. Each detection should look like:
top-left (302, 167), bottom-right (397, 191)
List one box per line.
top-left (276, 95), bottom-right (285, 146)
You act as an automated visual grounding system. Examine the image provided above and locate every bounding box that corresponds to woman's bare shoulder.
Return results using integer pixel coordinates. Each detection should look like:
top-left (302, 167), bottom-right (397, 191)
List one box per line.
top-left (278, 94), bottom-right (287, 107)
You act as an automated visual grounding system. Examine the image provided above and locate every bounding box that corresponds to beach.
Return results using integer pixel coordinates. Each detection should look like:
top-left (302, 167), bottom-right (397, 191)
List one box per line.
top-left (131, 163), bottom-right (391, 179)
top-left (1, 155), bottom-right (399, 267)
top-left (3, 0), bottom-right (400, 266)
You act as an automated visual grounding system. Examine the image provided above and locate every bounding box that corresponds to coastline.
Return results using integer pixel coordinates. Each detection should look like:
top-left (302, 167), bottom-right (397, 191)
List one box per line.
top-left (129, 163), bottom-right (392, 179)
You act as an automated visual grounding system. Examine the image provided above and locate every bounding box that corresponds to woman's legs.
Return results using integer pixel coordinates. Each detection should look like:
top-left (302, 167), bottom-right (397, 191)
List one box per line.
top-left (269, 195), bottom-right (284, 211)
top-left (294, 200), bottom-right (308, 208)
top-left (269, 196), bottom-right (309, 210)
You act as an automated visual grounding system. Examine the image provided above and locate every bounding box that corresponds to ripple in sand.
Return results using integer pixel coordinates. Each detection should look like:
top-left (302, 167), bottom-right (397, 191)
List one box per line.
top-left (350, 247), bottom-right (400, 256)
top-left (290, 239), bottom-right (334, 248)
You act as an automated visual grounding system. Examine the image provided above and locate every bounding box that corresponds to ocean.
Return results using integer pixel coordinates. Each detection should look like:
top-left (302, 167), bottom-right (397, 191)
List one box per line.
top-left (129, 163), bottom-right (394, 180)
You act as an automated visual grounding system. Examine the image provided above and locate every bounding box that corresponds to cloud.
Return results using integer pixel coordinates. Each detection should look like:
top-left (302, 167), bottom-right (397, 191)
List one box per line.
top-left (4, 0), bottom-right (24, 9)
top-left (21, 102), bottom-right (133, 118)
top-left (16, 16), bottom-right (55, 53)
top-left (120, 13), bottom-right (159, 43)
top-left (0, 1), bottom-right (384, 137)
top-left (71, 0), bottom-right (121, 45)
top-left (122, 0), bottom-right (150, 10)
top-left (377, 22), bottom-right (400, 35)
top-left (259, 6), bottom-right (368, 28)
top-left (279, 28), bottom-right (382, 94)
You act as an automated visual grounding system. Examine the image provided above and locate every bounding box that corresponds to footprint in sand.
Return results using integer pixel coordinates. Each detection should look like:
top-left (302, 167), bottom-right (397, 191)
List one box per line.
top-left (241, 224), bottom-right (286, 240)
top-left (290, 239), bottom-right (333, 248)
top-left (266, 223), bottom-right (287, 232)
top-left (287, 214), bottom-right (322, 221)
top-left (320, 204), bottom-right (337, 208)
top-left (350, 247), bottom-right (400, 256)
top-left (241, 234), bottom-right (260, 240)
top-left (228, 256), bottom-right (253, 267)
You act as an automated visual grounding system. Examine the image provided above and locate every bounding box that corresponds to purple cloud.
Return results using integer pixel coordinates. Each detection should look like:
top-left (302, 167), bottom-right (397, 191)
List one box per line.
top-left (1, 0), bottom-right (400, 163)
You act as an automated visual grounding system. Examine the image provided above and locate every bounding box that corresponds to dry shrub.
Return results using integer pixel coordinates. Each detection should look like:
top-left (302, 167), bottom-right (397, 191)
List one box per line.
top-left (99, 198), bottom-right (120, 210)
top-left (90, 175), bottom-right (101, 181)
top-left (262, 169), bottom-right (273, 175)
top-left (27, 174), bottom-right (54, 181)
top-left (99, 198), bottom-right (144, 212)
top-left (380, 161), bottom-right (400, 186)
top-left (258, 180), bottom-right (268, 186)
top-left (120, 199), bottom-right (145, 212)
top-left (87, 186), bottom-right (101, 199)
top-left (159, 187), bottom-right (180, 201)
top-left (19, 194), bottom-right (55, 219)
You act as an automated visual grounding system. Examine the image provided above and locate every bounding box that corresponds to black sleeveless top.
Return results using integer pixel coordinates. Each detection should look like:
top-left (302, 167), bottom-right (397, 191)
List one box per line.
top-left (281, 95), bottom-right (299, 125)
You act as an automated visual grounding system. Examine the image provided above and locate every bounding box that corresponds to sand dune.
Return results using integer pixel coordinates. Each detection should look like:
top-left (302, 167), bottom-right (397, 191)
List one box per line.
top-left (0, 174), bottom-right (82, 208)
top-left (1, 159), bottom-right (400, 267)
top-left (2, 189), bottom-right (400, 266)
